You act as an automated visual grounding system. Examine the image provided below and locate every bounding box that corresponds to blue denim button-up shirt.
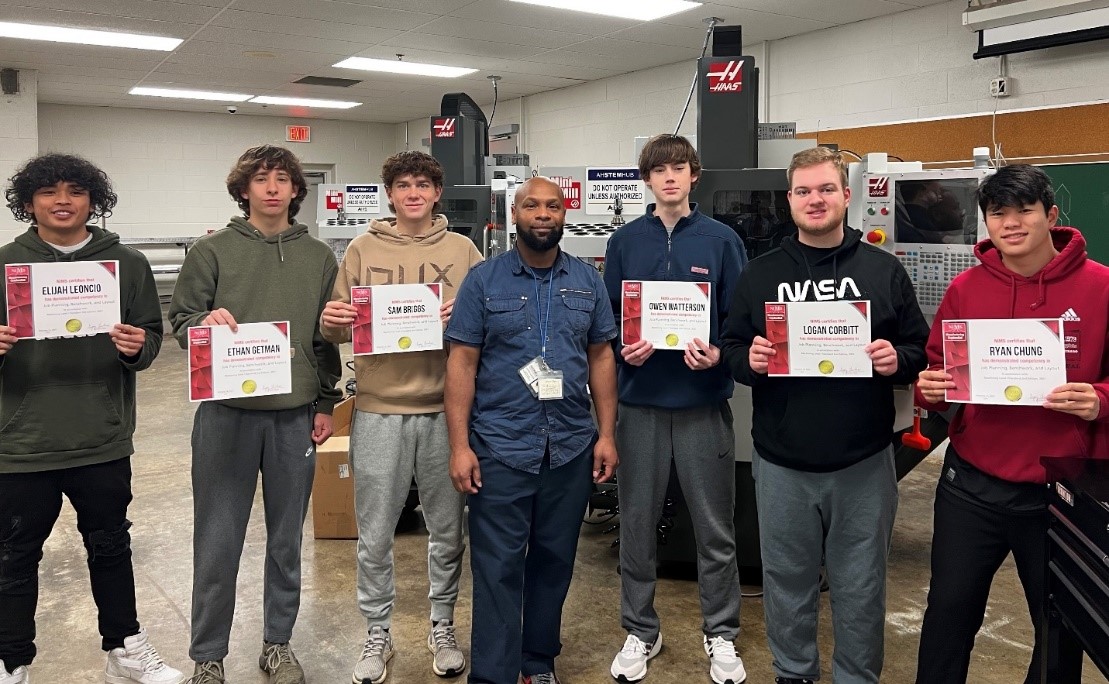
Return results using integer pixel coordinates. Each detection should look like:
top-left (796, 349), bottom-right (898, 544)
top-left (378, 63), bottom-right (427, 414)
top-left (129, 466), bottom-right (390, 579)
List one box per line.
top-left (445, 248), bottom-right (617, 473)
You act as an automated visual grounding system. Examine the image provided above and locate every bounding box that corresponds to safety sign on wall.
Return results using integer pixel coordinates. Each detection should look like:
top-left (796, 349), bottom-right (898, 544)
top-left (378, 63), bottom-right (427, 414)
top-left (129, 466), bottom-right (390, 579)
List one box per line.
top-left (344, 185), bottom-right (380, 214)
top-left (585, 168), bottom-right (644, 216)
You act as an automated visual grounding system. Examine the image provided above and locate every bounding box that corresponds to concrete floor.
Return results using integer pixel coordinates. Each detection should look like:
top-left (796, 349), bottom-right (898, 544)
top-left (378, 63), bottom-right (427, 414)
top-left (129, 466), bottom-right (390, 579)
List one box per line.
top-left (22, 334), bottom-right (1109, 683)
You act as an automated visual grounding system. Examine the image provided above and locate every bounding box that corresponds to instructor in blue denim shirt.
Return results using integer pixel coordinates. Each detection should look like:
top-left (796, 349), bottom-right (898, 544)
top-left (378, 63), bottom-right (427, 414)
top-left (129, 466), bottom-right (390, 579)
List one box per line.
top-left (444, 176), bottom-right (619, 684)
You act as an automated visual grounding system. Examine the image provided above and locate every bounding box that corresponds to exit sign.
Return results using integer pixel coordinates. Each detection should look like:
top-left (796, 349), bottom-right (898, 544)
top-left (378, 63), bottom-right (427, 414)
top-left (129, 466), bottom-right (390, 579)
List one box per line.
top-left (286, 125), bottom-right (311, 143)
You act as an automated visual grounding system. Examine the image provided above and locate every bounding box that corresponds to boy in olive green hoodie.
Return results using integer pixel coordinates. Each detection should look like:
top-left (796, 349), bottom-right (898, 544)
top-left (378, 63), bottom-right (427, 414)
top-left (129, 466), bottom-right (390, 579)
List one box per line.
top-left (169, 146), bottom-right (341, 684)
top-left (0, 154), bottom-right (183, 684)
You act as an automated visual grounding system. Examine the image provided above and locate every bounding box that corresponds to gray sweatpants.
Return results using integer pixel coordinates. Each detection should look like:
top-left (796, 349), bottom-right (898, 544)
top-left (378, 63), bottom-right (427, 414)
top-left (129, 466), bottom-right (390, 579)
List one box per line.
top-left (752, 446), bottom-right (898, 684)
top-left (350, 410), bottom-right (465, 629)
top-left (616, 402), bottom-right (741, 642)
top-left (189, 402), bottom-right (316, 662)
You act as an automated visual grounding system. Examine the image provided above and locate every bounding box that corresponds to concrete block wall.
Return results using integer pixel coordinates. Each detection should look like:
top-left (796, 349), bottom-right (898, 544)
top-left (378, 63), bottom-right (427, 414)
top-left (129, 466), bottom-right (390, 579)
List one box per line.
top-left (0, 70), bottom-right (38, 246)
top-left (34, 104), bottom-right (396, 240)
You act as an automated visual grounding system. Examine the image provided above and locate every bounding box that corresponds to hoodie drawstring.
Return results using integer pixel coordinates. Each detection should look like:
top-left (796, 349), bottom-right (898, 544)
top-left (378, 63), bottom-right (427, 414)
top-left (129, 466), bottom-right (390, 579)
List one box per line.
top-left (1031, 272), bottom-right (1047, 310)
top-left (278, 232), bottom-right (285, 262)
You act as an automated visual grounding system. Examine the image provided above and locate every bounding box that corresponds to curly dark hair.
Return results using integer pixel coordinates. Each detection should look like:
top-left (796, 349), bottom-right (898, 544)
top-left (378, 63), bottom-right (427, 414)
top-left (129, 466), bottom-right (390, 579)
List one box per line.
top-left (226, 145), bottom-right (308, 222)
top-left (5, 153), bottom-right (117, 223)
top-left (381, 150), bottom-right (443, 214)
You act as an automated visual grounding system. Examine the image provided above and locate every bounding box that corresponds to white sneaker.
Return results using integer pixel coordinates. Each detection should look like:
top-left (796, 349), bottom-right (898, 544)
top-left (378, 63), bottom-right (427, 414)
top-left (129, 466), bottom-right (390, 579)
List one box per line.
top-left (703, 635), bottom-right (746, 684)
top-left (104, 628), bottom-right (185, 684)
top-left (610, 633), bottom-right (661, 682)
top-left (427, 619), bottom-right (466, 677)
top-left (0, 660), bottom-right (28, 684)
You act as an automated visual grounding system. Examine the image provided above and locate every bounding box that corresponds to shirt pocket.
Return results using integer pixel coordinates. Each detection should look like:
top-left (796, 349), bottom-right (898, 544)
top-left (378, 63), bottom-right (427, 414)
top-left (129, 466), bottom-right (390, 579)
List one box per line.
top-left (561, 289), bottom-right (594, 335)
top-left (485, 295), bottom-right (528, 338)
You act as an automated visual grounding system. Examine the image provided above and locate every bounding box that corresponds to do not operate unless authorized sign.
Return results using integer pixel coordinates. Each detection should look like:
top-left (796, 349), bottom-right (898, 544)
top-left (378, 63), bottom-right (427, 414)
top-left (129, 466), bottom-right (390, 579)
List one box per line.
top-left (344, 185), bottom-right (380, 214)
top-left (585, 168), bottom-right (644, 216)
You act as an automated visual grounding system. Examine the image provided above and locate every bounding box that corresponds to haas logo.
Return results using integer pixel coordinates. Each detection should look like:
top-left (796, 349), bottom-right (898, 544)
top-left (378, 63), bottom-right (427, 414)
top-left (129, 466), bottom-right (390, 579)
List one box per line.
top-left (868, 176), bottom-right (889, 198)
top-left (707, 60), bottom-right (744, 93)
top-left (433, 117), bottom-right (456, 138)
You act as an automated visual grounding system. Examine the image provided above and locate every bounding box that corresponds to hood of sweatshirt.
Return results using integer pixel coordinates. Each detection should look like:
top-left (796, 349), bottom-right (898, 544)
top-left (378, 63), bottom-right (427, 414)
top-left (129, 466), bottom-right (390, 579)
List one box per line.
top-left (227, 215), bottom-right (310, 263)
top-left (974, 226), bottom-right (1086, 316)
top-left (366, 214), bottom-right (450, 245)
top-left (13, 224), bottom-right (121, 261)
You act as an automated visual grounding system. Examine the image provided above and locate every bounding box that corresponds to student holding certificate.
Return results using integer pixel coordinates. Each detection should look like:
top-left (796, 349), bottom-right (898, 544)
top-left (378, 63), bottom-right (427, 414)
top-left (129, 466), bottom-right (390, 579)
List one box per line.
top-left (602, 134), bottom-right (748, 684)
top-left (914, 165), bottom-right (1109, 684)
top-left (319, 151), bottom-right (482, 683)
top-left (169, 146), bottom-right (341, 684)
top-left (0, 154), bottom-right (181, 684)
top-left (720, 147), bottom-right (928, 684)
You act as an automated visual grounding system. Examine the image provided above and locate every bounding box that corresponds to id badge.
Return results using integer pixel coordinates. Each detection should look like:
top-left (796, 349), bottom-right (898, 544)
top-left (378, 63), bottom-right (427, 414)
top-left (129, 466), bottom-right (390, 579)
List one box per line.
top-left (537, 370), bottom-right (564, 401)
top-left (519, 356), bottom-right (551, 398)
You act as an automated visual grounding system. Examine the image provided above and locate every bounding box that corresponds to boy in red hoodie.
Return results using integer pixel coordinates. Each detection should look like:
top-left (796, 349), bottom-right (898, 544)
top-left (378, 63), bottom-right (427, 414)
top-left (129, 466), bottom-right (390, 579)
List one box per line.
top-left (914, 164), bottom-right (1109, 683)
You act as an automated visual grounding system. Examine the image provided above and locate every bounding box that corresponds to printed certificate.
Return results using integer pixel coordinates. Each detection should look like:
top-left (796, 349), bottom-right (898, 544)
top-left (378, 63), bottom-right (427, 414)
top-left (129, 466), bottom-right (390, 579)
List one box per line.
top-left (351, 283), bottom-right (443, 355)
top-left (765, 300), bottom-right (872, 377)
top-left (5, 261), bottom-right (120, 339)
top-left (621, 280), bottom-right (711, 349)
top-left (188, 321), bottom-right (292, 402)
top-left (942, 318), bottom-right (1066, 405)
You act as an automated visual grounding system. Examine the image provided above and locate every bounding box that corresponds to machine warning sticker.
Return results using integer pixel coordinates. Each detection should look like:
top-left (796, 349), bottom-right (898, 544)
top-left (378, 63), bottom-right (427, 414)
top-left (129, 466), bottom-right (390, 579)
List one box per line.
top-left (585, 168), bottom-right (644, 216)
top-left (707, 60), bottom-right (744, 93)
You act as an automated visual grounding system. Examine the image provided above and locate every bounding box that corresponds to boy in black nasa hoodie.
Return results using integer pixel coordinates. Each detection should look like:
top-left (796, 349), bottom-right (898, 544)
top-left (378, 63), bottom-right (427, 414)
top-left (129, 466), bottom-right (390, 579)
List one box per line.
top-left (720, 147), bottom-right (928, 684)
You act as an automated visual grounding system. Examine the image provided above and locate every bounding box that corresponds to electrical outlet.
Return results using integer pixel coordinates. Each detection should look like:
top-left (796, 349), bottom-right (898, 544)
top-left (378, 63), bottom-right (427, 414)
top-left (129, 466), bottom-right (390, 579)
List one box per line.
top-left (990, 76), bottom-right (1011, 97)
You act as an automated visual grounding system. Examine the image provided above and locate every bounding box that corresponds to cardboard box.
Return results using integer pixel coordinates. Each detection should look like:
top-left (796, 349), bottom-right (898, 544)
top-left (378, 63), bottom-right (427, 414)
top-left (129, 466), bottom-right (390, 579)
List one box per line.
top-left (311, 396), bottom-right (357, 539)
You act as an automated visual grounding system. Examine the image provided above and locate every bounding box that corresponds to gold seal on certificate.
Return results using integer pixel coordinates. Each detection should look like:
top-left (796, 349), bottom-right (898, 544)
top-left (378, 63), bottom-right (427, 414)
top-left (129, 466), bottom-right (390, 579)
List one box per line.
top-left (351, 283), bottom-right (443, 355)
top-left (4, 261), bottom-right (121, 340)
top-left (942, 318), bottom-right (1066, 405)
top-left (765, 300), bottom-right (872, 377)
top-left (187, 322), bottom-right (293, 402)
top-left (621, 280), bottom-right (711, 349)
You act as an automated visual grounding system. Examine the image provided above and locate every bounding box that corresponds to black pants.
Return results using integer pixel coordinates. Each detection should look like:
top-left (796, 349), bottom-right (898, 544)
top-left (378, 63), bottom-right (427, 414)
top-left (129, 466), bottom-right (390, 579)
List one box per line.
top-left (915, 483), bottom-right (1047, 684)
top-left (0, 457), bottom-right (140, 668)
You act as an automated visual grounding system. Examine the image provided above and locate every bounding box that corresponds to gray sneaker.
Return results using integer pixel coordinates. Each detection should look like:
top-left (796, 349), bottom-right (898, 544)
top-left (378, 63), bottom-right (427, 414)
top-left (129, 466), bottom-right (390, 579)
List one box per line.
top-left (427, 619), bottom-right (466, 677)
top-left (183, 661), bottom-right (225, 684)
top-left (259, 642), bottom-right (305, 684)
top-left (352, 626), bottom-right (394, 684)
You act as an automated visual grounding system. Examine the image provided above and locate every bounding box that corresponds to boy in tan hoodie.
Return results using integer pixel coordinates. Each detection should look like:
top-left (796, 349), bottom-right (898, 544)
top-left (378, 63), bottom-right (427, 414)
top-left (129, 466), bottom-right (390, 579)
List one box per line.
top-left (320, 151), bottom-right (482, 684)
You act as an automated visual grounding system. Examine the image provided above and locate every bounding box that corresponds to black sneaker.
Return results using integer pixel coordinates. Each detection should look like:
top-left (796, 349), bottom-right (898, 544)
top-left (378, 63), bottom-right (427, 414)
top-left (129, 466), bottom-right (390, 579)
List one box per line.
top-left (775, 678), bottom-right (814, 684)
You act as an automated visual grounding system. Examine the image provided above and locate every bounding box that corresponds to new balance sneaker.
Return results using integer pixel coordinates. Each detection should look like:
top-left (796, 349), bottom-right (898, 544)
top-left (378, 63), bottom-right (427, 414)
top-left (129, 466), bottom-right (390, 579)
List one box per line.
top-left (259, 642), bottom-right (305, 684)
top-left (353, 626), bottom-right (394, 684)
top-left (610, 633), bottom-right (661, 682)
top-left (703, 636), bottom-right (746, 684)
top-left (0, 661), bottom-right (28, 684)
top-left (427, 619), bottom-right (466, 677)
top-left (522, 674), bottom-right (560, 684)
top-left (183, 662), bottom-right (224, 684)
top-left (774, 678), bottom-right (814, 684)
top-left (104, 628), bottom-right (185, 684)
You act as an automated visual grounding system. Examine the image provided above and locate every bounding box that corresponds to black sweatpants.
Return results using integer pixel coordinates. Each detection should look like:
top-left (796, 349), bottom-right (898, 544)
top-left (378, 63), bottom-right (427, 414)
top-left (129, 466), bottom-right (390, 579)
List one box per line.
top-left (915, 483), bottom-right (1047, 684)
top-left (0, 457), bottom-right (140, 668)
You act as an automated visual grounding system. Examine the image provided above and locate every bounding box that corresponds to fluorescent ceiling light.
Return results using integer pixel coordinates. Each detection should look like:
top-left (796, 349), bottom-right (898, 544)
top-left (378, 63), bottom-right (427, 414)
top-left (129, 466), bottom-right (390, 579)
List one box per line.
top-left (249, 95), bottom-right (361, 109)
top-left (130, 87), bottom-right (253, 102)
top-left (0, 21), bottom-right (181, 51)
top-left (506, 0), bottom-right (701, 21)
top-left (333, 56), bottom-right (477, 78)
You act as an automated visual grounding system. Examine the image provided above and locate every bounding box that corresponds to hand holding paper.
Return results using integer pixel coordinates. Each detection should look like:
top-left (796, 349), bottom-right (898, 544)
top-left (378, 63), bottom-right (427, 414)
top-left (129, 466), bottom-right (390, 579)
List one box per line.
top-left (110, 323), bottom-right (145, 357)
top-left (748, 335), bottom-right (775, 374)
top-left (1044, 382), bottom-right (1101, 420)
top-left (0, 325), bottom-right (16, 355)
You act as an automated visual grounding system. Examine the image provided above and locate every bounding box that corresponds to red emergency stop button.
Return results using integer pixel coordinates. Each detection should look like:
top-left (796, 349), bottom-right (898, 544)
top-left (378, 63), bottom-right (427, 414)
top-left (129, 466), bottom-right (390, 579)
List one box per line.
top-left (880, 207), bottom-right (890, 216)
top-left (866, 229), bottom-right (886, 245)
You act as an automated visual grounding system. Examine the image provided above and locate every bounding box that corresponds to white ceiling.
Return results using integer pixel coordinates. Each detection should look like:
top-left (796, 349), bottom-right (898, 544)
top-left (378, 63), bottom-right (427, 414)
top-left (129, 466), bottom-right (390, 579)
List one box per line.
top-left (0, 0), bottom-right (949, 123)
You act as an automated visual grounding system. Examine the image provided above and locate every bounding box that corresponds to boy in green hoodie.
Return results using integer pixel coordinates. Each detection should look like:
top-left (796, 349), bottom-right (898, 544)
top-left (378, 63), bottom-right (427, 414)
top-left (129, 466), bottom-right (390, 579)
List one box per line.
top-left (168, 145), bottom-right (342, 684)
top-left (0, 154), bottom-right (183, 684)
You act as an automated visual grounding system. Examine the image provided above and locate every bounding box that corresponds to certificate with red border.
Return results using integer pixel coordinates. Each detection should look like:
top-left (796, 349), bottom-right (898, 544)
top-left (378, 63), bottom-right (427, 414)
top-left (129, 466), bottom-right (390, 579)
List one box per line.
top-left (765, 300), bottom-right (872, 377)
top-left (5, 261), bottom-right (120, 339)
top-left (942, 318), bottom-right (1066, 405)
top-left (188, 321), bottom-right (292, 402)
top-left (351, 283), bottom-right (443, 355)
top-left (621, 280), bottom-right (711, 349)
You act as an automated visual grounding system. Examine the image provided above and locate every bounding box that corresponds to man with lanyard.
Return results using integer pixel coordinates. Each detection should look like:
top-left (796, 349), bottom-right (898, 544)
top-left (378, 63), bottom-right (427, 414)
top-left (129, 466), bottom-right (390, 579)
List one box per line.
top-left (444, 177), bottom-right (619, 684)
